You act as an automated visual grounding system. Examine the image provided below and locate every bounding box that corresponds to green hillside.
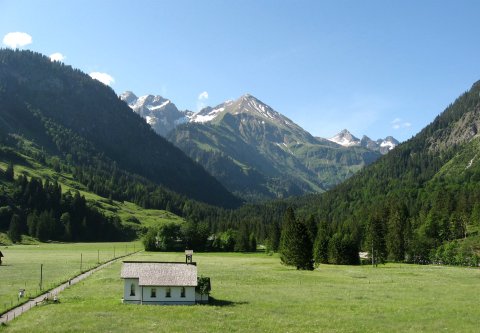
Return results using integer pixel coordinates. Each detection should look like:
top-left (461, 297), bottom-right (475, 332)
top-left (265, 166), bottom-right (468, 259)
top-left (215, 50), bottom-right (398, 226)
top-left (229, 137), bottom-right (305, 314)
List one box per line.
top-left (0, 49), bottom-right (240, 209)
top-left (289, 81), bottom-right (480, 265)
top-left (0, 134), bottom-right (185, 243)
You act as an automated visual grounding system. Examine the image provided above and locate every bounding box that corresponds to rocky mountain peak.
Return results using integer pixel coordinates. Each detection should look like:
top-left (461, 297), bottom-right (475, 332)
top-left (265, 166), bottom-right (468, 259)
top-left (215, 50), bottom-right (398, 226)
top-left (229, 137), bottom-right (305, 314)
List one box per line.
top-left (329, 130), bottom-right (399, 154)
top-left (329, 129), bottom-right (361, 147)
top-left (120, 91), bottom-right (138, 105)
top-left (120, 91), bottom-right (189, 137)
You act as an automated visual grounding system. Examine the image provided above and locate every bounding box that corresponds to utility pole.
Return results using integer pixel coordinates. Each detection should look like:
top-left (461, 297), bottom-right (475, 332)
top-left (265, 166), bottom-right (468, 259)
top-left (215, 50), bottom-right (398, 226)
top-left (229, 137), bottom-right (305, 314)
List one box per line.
top-left (39, 264), bottom-right (43, 290)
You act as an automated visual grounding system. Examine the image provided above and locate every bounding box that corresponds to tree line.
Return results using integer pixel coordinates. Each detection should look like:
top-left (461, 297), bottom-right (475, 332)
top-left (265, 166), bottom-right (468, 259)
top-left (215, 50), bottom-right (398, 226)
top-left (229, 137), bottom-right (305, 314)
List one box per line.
top-left (0, 165), bottom-right (133, 242)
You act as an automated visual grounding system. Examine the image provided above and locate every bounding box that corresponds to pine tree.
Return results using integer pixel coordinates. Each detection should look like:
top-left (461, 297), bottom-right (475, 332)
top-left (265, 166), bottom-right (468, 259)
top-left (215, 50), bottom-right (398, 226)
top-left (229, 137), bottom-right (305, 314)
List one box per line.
top-left (4, 162), bottom-right (14, 181)
top-left (366, 209), bottom-right (387, 266)
top-left (279, 207), bottom-right (314, 270)
top-left (386, 209), bottom-right (406, 261)
top-left (304, 214), bottom-right (318, 244)
top-left (248, 233), bottom-right (257, 252)
top-left (266, 221), bottom-right (280, 253)
top-left (313, 220), bottom-right (330, 265)
top-left (234, 223), bottom-right (250, 252)
top-left (8, 214), bottom-right (22, 243)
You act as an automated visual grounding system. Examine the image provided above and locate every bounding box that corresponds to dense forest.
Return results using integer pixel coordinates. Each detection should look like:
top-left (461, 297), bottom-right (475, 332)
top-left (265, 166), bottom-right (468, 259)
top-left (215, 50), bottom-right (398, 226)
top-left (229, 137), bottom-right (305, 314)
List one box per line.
top-left (0, 164), bottom-right (132, 242)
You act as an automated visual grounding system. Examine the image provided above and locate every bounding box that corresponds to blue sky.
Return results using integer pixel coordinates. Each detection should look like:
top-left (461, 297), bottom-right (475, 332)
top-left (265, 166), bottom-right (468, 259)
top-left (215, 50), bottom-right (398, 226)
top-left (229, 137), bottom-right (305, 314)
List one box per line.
top-left (1, 0), bottom-right (480, 141)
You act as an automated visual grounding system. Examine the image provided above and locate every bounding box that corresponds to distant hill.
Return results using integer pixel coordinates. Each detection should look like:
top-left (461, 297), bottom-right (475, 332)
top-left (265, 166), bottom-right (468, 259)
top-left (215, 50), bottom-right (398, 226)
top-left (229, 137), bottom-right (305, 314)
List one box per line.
top-left (0, 49), bottom-right (240, 208)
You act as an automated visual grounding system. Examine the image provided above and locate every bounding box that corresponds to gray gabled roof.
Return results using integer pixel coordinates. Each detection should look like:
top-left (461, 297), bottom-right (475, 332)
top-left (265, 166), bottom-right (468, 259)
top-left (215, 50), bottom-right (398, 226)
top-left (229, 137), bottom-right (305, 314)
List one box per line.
top-left (121, 261), bottom-right (197, 287)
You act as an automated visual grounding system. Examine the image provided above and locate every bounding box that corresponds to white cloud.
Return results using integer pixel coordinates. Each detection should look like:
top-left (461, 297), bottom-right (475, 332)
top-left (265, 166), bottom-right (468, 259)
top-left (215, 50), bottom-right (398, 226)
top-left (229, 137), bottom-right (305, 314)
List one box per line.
top-left (198, 91), bottom-right (209, 100)
top-left (196, 91), bottom-right (209, 111)
top-left (391, 118), bottom-right (411, 130)
top-left (2, 32), bottom-right (32, 48)
top-left (89, 72), bottom-right (115, 86)
top-left (49, 52), bottom-right (65, 62)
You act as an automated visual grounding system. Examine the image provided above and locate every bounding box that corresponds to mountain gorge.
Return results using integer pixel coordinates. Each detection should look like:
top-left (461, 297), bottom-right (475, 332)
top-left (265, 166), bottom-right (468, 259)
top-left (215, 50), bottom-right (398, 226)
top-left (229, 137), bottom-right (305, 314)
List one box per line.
top-left (122, 92), bottom-right (395, 201)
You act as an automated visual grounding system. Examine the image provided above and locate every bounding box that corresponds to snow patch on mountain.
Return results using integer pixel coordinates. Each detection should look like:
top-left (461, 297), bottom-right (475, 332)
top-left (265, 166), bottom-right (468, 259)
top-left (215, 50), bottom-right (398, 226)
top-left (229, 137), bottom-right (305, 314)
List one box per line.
top-left (329, 129), bottom-right (361, 147)
top-left (120, 91), bottom-right (190, 137)
top-left (190, 107), bottom-right (225, 123)
top-left (329, 130), bottom-right (399, 154)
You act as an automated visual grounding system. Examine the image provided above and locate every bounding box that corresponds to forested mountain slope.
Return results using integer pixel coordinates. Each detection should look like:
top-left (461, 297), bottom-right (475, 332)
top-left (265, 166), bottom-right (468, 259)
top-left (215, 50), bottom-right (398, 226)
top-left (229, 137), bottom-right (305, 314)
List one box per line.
top-left (0, 49), bottom-right (240, 208)
top-left (293, 81), bottom-right (480, 264)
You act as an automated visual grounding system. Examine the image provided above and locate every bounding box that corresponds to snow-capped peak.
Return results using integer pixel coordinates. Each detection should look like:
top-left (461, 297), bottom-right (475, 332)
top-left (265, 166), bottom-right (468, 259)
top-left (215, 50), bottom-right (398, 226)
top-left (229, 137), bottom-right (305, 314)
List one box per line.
top-left (377, 136), bottom-right (399, 151)
top-left (120, 91), bottom-right (191, 137)
top-left (329, 129), bottom-right (361, 147)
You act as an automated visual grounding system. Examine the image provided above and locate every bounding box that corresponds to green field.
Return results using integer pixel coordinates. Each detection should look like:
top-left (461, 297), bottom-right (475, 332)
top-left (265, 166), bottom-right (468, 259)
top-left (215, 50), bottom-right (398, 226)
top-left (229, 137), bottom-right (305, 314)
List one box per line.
top-left (0, 242), bottom-right (140, 312)
top-left (1, 250), bottom-right (479, 332)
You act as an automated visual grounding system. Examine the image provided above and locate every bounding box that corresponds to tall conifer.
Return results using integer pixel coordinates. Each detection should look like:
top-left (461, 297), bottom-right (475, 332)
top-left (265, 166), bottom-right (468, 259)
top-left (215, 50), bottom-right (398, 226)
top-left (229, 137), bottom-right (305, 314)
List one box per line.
top-left (279, 207), bottom-right (314, 270)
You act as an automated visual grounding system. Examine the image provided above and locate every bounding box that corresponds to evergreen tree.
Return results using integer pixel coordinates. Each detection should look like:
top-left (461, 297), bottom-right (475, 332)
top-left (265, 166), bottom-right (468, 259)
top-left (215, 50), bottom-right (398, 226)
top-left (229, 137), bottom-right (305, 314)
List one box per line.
top-left (60, 212), bottom-right (72, 241)
top-left (8, 214), bottom-right (22, 243)
top-left (304, 214), bottom-right (318, 244)
top-left (4, 163), bottom-right (14, 181)
top-left (387, 209), bottom-right (406, 261)
top-left (234, 223), bottom-right (250, 252)
top-left (313, 220), bottom-right (330, 265)
top-left (249, 233), bottom-right (257, 252)
top-left (279, 207), bottom-right (314, 270)
top-left (366, 209), bottom-right (387, 266)
top-left (266, 221), bottom-right (281, 253)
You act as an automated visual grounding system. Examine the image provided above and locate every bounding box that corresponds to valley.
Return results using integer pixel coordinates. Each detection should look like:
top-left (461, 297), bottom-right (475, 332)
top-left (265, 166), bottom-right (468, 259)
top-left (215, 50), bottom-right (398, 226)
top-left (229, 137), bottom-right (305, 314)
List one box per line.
top-left (123, 92), bottom-right (397, 200)
top-left (1, 2), bottom-right (480, 333)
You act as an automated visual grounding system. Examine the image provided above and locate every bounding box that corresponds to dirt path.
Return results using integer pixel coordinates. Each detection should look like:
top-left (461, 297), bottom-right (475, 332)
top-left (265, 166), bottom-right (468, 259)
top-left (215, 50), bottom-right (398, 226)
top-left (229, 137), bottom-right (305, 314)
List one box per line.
top-left (0, 251), bottom-right (140, 325)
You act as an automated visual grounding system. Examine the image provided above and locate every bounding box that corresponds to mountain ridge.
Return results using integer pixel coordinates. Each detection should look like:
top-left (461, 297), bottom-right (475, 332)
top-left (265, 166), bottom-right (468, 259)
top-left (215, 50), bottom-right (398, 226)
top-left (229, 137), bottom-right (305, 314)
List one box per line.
top-left (166, 94), bottom-right (381, 200)
top-left (0, 49), bottom-right (240, 208)
top-left (328, 129), bottom-right (399, 154)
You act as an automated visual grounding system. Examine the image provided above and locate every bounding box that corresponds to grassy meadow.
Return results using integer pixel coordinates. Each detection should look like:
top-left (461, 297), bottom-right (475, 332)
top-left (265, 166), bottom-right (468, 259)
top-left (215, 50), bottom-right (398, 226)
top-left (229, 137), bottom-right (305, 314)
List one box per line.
top-left (1, 250), bottom-right (479, 332)
top-left (0, 242), bottom-right (140, 312)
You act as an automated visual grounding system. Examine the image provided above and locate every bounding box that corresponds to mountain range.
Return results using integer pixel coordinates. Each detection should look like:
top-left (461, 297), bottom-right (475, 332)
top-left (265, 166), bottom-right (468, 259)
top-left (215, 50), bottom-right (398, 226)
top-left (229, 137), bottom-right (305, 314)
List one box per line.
top-left (121, 91), bottom-right (398, 201)
top-left (328, 129), bottom-right (399, 154)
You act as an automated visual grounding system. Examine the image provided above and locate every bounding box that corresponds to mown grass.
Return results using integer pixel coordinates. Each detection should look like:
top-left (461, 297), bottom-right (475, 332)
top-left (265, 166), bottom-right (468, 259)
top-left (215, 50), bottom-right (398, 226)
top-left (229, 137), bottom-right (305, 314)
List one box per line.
top-left (0, 242), bottom-right (140, 313)
top-left (1, 251), bottom-right (479, 332)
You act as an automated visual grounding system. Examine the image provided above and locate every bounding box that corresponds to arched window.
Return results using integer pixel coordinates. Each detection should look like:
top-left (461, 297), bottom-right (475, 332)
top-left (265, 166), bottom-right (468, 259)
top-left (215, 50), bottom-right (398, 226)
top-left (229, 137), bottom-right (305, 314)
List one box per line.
top-left (130, 283), bottom-right (135, 296)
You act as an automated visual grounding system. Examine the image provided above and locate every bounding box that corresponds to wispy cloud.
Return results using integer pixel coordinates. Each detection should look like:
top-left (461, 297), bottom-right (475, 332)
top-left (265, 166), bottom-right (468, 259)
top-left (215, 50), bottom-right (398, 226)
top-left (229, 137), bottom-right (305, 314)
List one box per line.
top-left (198, 91), bottom-right (209, 100)
top-left (2, 32), bottom-right (32, 48)
top-left (49, 52), bottom-right (65, 62)
top-left (197, 91), bottom-right (209, 111)
top-left (391, 118), bottom-right (411, 130)
top-left (89, 72), bottom-right (115, 86)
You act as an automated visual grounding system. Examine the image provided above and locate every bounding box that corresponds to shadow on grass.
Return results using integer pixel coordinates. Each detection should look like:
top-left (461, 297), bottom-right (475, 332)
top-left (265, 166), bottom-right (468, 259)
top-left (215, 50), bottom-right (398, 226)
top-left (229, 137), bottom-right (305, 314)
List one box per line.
top-left (207, 296), bottom-right (248, 307)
